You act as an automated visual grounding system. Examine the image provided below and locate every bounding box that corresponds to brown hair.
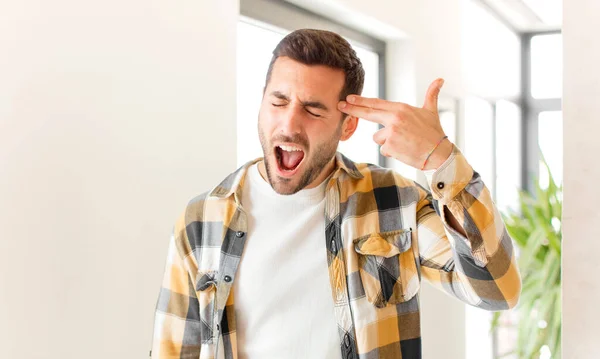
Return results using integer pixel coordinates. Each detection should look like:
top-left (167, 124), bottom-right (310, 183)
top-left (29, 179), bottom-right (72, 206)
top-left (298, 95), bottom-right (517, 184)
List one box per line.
top-left (264, 28), bottom-right (365, 101)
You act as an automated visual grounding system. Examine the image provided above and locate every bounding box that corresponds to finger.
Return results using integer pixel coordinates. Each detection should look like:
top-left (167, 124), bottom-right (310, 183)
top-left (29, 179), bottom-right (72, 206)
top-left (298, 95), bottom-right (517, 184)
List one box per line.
top-left (423, 78), bottom-right (444, 113)
top-left (338, 101), bottom-right (391, 126)
top-left (345, 95), bottom-right (401, 112)
top-left (373, 127), bottom-right (387, 146)
top-left (380, 143), bottom-right (391, 158)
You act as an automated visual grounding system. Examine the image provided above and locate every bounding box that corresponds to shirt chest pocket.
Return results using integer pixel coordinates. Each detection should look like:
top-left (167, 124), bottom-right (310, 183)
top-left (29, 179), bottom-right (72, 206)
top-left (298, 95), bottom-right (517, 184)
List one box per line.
top-left (354, 228), bottom-right (420, 308)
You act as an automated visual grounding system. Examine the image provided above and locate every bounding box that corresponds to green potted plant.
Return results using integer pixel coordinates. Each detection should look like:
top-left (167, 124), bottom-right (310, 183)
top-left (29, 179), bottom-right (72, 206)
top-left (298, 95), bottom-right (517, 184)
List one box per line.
top-left (492, 159), bottom-right (562, 358)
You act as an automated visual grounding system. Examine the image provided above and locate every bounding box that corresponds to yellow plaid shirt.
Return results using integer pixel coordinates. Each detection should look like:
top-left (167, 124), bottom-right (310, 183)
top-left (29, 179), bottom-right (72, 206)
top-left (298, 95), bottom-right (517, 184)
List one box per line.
top-left (151, 145), bottom-right (521, 359)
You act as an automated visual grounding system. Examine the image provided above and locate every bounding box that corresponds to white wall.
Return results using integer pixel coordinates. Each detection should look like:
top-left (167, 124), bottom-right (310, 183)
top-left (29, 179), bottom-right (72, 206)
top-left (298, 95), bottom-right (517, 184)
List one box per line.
top-left (562, 0), bottom-right (600, 357)
top-left (0, 1), bottom-right (237, 358)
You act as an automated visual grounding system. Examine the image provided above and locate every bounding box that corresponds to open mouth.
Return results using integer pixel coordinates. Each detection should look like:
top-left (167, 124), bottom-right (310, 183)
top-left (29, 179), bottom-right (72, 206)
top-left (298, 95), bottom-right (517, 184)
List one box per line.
top-left (274, 144), bottom-right (305, 176)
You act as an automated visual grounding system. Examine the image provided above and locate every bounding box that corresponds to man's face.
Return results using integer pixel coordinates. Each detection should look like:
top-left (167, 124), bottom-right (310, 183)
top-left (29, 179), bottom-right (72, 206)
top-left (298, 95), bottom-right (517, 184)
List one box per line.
top-left (258, 56), bottom-right (356, 195)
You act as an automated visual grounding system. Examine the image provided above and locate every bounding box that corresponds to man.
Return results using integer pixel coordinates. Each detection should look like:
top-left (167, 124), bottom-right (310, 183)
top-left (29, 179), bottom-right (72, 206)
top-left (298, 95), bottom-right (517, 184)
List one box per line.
top-left (151, 29), bottom-right (521, 359)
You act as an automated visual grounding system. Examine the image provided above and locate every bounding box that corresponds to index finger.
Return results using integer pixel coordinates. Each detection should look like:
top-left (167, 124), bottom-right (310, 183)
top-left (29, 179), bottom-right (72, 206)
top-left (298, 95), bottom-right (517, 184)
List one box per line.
top-left (337, 101), bottom-right (391, 126)
top-left (346, 95), bottom-right (402, 112)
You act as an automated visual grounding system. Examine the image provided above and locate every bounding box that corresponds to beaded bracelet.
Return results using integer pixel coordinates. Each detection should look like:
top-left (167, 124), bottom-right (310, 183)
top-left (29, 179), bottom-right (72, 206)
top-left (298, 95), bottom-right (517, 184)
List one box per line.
top-left (420, 135), bottom-right (448, 171)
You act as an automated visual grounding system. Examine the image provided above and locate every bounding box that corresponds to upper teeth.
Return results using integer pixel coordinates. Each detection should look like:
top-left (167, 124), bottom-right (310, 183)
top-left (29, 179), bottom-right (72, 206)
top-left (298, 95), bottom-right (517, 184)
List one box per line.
top-left (279, 145), bottom-right (302, 152)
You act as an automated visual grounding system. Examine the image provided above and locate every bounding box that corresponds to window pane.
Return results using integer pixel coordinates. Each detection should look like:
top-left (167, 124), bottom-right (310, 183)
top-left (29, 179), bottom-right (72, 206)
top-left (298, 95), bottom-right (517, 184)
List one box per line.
top-left (463, 0), bottom-right (521, 98)
top-left (495, 100), bottom-right (522, 212)
top-left (337, 45), bottom-right (380, 165)
top-left (531, 34), bottom-right (563, 99)
top-left (237, 20), bottom-right (382, 167)
top-left (538, 111), bottom-right (563, 187)
top-left (465, 97), bottom-right (495, 196)
top-left (440, 110), bottom-right (457, 145)
top-left (236, 21), bottom-right (284, 167)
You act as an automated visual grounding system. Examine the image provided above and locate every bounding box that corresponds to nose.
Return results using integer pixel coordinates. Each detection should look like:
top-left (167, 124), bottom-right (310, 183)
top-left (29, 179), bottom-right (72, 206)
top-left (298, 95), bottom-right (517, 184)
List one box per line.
top-left (278, 105), bottom-right (303, 136)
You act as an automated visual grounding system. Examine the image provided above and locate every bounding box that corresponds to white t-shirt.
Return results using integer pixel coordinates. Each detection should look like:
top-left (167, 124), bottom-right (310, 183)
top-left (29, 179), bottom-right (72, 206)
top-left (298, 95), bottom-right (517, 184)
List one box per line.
top-left (234, 162), bottom-right (342, 359)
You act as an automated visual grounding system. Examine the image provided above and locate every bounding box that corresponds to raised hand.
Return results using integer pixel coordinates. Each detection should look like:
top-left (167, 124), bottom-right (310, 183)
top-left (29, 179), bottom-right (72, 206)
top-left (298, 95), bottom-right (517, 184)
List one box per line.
top-left (338, 78), bottom-right (452, 170)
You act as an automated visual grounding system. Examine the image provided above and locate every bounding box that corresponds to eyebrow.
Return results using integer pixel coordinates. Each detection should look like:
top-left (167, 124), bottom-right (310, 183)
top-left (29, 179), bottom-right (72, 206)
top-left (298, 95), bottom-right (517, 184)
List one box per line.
top-left (270, 91), bottom-right (329, 111)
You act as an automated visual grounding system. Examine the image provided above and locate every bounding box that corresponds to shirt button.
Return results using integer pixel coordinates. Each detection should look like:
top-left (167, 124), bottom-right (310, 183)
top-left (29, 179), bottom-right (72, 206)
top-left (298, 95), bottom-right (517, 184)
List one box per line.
top-left (224, 275), bottom-right (232, 283)
top-left (216, 324), bottom-right (220, 332)
top-left (331, 239), bottom-right (337, 253)
top-left (437, 182), bottom-right (445, 189)
top-left (236, 231), bottom-right (245, 238)
top-left (344, 333), bottom-right (350, 347)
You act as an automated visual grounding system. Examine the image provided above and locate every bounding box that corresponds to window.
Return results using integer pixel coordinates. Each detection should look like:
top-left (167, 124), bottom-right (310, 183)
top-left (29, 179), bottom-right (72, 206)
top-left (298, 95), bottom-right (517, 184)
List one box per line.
top-left (463, 2), bottom-right (525, 358)
top-left (538, 111), bottom-right (563, 187)
top-left (495, 100), bottom-right (522, 213)
top-left (463, 0), bottom-right (521, 99)
top-left (336, 46), bottom-right (381, 165)
top-left (236, 20), bottom-right (284, 166)
top-left (464, 96), bottom-right (496, 359)
top-left (531, 34), bottom-right (562, 99)
top-left (526, 33), bottom-right (563, 190)
top-left (439, 97), bottom-right (458, 145)
top-left (490, 27), bottom-right (562, 359)
top-left (464, 96), bottom-right (495, 197)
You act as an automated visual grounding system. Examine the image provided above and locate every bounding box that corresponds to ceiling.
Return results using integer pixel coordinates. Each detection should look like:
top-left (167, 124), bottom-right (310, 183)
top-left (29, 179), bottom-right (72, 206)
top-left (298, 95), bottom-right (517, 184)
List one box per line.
top-left (480, 0), bottom-right (562, 32)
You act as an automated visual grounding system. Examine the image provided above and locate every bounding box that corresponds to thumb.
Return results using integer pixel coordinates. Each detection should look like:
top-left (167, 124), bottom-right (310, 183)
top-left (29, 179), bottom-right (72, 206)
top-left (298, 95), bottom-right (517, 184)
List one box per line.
top-left (423, 78), bottom-right (444, 113)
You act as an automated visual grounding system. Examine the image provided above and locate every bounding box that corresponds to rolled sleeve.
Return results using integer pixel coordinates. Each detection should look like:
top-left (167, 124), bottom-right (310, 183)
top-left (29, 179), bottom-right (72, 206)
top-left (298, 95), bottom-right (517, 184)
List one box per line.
top-left (424, 145), bottom-right (475, 204)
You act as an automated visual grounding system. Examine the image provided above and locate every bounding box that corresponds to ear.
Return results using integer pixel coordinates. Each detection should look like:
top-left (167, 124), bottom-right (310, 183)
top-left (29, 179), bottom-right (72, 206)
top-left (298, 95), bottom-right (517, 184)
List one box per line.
top-left (340, 116), bottom-right (359, 141)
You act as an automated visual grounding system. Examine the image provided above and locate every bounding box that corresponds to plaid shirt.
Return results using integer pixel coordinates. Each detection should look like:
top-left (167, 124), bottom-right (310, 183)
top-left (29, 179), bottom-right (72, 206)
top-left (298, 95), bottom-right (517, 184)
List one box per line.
top-left (151, 145), bottom-right (521, 359)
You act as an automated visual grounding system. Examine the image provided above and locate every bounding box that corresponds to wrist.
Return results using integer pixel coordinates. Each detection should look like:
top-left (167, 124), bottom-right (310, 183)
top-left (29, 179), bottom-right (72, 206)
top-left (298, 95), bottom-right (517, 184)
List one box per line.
top-left (421, 139), bottom-right (453, 171)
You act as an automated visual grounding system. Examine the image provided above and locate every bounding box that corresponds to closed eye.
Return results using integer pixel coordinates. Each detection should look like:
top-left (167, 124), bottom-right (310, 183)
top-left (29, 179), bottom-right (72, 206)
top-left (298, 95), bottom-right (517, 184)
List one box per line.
top-left (305, 109), bottom-right (322, 118)
top-left (271, 102), bottom-right (322, 117)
